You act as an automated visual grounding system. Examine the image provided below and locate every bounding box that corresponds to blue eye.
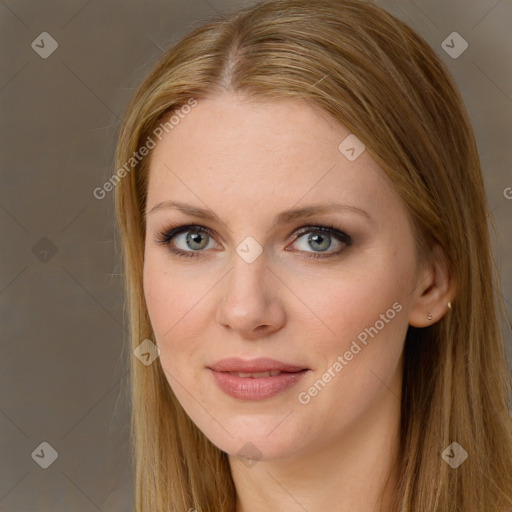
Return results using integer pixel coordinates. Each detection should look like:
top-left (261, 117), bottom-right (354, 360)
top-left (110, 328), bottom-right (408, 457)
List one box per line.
top-left (154, 223), bottom-right (352, 259)
top-left (154, 225), bottom-right (218, 258)
top-left (290, 225), bottom-right (352, 258)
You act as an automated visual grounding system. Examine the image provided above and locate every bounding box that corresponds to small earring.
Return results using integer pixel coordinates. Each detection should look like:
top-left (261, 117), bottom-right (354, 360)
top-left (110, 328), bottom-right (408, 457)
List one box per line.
top-left (427, 312), bottom-right (433, 321)
top-left (447, 302), bottom-right (452, 309)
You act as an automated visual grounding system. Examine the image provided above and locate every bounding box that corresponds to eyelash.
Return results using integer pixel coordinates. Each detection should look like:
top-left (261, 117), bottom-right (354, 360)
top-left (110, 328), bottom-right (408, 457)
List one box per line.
top-left (154, 222), bottom-right (353, 260)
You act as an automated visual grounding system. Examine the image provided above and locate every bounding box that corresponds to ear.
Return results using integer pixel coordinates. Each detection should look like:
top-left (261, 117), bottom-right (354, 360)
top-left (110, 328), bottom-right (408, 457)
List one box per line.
top-left (408, 244), bottom-right (456, 327)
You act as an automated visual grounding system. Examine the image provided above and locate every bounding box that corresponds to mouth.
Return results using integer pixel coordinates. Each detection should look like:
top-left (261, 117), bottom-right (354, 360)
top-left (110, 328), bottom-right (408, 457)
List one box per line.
top-left (207, 357), bottom-right (310, 400)
top-left (225, 370), bottom-right (288, 378)
top-left (208, 357), bottom-right (308, 373)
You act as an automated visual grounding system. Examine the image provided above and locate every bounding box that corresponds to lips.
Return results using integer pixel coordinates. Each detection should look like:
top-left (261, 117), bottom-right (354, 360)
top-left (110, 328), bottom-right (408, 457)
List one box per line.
top-left (208, 357), bottom-right (309, 400)
top-left (227, 370), bottom-right (283, 378)
top-left (209, 357), bottom-right (307, 373)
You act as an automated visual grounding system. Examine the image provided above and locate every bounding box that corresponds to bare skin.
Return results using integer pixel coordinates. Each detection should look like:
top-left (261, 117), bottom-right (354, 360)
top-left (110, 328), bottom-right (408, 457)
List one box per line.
top-left (143, 92), bottom-right (454, 511)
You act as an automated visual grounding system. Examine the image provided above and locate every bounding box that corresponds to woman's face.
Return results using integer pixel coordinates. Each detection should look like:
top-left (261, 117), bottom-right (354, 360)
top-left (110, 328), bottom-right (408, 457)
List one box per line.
top-left (143, 93), bottom-right (425, 461)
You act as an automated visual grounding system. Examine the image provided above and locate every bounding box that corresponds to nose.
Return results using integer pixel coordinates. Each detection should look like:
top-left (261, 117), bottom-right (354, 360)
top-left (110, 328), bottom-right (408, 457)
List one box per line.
top-left (215, 251), bottom-right (286, 340)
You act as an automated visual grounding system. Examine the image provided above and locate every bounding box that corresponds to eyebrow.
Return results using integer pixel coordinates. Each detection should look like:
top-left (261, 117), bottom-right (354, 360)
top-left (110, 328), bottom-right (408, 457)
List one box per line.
top-left (146, 200), bottom-right (372, 226)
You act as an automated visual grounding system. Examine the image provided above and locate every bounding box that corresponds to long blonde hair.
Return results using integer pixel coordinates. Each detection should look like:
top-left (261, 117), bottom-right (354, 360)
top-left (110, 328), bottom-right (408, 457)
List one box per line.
top-left (113, 1), bottom-right (512, 510)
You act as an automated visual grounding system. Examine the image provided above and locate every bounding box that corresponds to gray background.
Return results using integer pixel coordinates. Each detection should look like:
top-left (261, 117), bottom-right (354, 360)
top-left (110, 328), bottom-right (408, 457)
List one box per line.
top-left (1, 0), bottom-right (511, 511)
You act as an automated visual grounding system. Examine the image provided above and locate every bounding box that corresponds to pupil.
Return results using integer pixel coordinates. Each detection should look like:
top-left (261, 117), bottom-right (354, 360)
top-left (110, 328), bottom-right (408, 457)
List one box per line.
top-left (310, 233), bottom-right (330, 251)
top-left (188, 231), bottom-right (207, 249)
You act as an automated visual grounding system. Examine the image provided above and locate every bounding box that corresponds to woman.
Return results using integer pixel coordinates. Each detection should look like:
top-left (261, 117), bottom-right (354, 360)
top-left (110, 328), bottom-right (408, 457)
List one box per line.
top-left (113, 0), bottom-right (512, 510)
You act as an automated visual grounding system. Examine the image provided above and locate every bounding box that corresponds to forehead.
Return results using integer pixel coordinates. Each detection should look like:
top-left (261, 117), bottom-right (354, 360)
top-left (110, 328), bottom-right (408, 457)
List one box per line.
top-left (151, 94), bottom-right (346, 165)
top-left (145, 94), bottom-right (401, 223)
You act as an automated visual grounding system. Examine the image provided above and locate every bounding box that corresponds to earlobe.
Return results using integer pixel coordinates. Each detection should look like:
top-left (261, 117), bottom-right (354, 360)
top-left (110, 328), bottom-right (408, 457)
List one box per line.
top-left (408, 245), bottom-right (456, 328)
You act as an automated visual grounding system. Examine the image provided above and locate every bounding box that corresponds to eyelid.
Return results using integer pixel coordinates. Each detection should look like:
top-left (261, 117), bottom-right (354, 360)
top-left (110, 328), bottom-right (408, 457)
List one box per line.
top-left (292, 224), bottom-right (352, 245)
top-left (154, 224), bottom-right (220, 247)
top-left (154, 222), bottom-right (352, 258)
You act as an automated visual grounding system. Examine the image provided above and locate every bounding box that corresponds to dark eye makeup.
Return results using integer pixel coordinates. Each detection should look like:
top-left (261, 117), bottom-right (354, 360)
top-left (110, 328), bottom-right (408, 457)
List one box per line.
top-left (153, 222), bottom-right (353, 260)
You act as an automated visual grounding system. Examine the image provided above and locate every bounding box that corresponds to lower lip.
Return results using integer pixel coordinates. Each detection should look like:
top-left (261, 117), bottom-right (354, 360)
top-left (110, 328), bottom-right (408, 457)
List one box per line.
top-left (209, 369), bottom-right (308, 400)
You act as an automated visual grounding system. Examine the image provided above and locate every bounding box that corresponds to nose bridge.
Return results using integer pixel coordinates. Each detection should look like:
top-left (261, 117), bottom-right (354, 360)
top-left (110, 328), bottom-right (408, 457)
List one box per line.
top-left (224, 248), bottom-right (269, 307)
top-left (216, 246), bottom-right (285, 336)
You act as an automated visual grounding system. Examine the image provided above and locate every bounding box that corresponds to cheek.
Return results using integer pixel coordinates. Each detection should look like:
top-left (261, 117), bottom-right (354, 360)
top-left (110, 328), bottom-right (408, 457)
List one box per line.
top-left (297, 256), bottom-right (412, 344)
top-left (291, 276), bottom-right (408, 439)
top-left (143, 253), bottom-right (185, 344)
top-left (142, 253), bottom-right (213, 371)
top-left (292, 252), bottom-right (414, 404)
top-left (143, 265), bottom-right (176, 337)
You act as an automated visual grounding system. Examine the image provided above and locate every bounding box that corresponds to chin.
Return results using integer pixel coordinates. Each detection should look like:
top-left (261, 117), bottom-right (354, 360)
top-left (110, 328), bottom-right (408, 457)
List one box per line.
top-left (191, 408), bottom-right (308, 461)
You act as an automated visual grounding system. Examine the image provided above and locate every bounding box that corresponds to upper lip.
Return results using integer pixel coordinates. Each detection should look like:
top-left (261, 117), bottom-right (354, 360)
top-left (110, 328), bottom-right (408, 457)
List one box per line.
top-left (208, 357), bottom-right (308, 373)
